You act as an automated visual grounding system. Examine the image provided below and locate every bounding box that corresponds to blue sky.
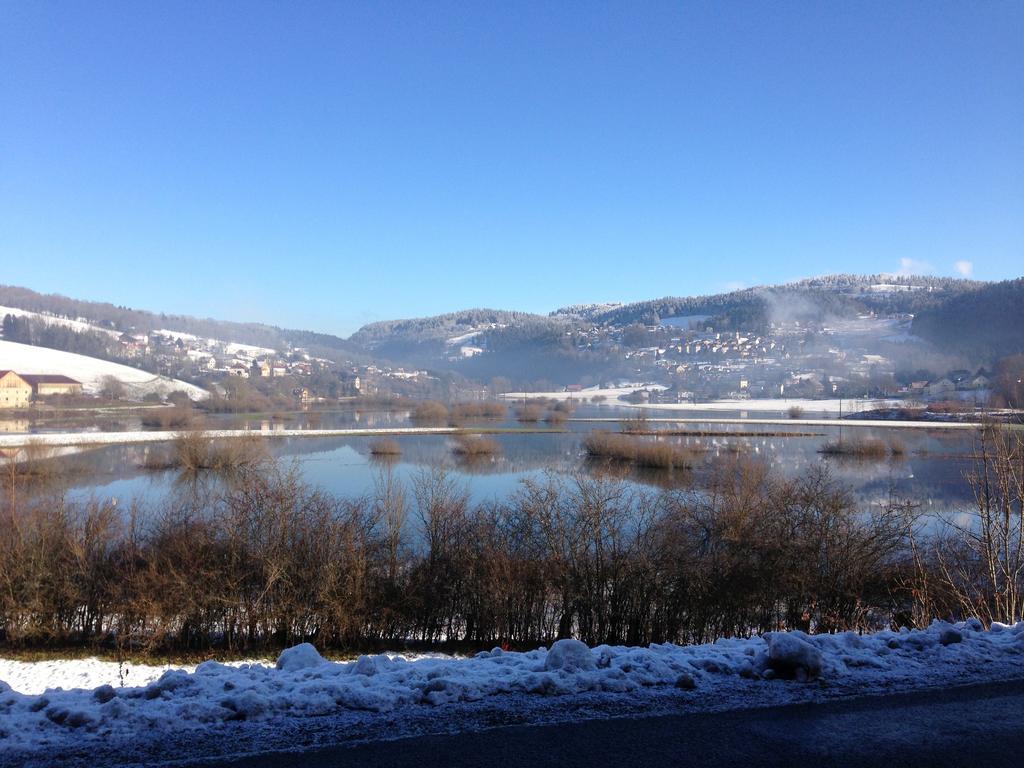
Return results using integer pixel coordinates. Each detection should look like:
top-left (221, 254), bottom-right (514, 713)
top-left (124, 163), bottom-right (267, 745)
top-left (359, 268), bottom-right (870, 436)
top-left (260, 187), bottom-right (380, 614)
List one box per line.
top-left (1, 1), bottom-right (1021, 336)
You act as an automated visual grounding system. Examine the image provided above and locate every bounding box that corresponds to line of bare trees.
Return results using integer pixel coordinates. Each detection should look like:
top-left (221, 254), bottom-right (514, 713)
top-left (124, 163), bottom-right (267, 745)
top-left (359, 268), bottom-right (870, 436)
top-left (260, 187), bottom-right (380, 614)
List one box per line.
top-left (1, 426), bottom-right (1020, 654)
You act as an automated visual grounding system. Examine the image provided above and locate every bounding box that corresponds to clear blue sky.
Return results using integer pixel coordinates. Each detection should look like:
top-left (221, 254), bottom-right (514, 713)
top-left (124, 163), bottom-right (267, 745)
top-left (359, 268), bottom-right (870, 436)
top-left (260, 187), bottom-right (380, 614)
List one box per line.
top-left (1, 1), bottom-right (1021, 336)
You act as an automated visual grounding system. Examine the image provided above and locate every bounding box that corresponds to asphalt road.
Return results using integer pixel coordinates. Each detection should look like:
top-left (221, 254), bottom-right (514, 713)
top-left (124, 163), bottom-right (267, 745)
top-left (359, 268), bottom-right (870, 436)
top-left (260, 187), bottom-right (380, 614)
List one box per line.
top-left (193, 678), bottom-right (1024, 768)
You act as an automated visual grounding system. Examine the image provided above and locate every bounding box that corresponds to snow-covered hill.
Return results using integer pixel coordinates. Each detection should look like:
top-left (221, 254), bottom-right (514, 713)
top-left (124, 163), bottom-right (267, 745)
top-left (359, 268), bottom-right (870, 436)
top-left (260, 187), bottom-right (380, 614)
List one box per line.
top-left (0, 305), bottom-right (121, 338)
top-left (0, 340), bottom-right (207, 400)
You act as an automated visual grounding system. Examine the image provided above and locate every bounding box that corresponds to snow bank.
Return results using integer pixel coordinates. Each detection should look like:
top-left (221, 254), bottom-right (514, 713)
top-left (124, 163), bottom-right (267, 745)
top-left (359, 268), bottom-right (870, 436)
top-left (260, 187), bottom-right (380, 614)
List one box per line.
top-left (2, 621), bottom-right (1023, 754)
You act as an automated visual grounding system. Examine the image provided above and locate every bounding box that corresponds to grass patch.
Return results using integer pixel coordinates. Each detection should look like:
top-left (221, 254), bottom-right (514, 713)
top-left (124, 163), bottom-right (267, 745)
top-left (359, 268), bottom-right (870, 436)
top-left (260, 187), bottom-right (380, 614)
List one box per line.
top-left (452, 435), bottom-right (501, 456)
top-left (584, 431), bottom-right (696, 470)
top-left (819, 438), bottom-right (906, 459)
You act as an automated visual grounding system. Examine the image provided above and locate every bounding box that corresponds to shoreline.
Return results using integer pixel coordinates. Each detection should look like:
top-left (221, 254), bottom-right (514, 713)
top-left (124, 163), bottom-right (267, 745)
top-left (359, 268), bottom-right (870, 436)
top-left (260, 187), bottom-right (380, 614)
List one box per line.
top-left (568, 417), bottom-right (995, 430)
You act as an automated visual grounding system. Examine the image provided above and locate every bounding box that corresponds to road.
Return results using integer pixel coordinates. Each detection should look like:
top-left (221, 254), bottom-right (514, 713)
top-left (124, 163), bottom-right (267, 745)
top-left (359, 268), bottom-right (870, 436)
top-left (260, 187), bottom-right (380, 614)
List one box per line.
top-left (196, 678), bottom-right (1024, 768)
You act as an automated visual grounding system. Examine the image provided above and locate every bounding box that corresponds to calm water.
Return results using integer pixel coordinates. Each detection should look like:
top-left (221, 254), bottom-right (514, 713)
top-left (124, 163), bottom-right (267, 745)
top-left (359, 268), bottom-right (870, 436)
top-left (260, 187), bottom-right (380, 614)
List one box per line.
top-left (6, 404), bottom-right (983, 515)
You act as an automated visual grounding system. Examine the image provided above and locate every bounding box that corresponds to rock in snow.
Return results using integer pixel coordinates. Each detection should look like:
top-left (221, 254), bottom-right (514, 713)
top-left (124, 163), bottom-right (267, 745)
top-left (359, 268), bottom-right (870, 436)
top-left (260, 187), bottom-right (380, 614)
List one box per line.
top-left (1, 620), bottom-right (1022, 757)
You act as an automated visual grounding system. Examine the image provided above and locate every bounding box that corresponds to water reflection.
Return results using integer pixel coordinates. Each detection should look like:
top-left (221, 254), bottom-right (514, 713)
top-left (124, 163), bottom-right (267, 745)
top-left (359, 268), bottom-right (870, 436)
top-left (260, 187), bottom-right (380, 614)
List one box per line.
top-left (3, 405), bottom-right (981, 516)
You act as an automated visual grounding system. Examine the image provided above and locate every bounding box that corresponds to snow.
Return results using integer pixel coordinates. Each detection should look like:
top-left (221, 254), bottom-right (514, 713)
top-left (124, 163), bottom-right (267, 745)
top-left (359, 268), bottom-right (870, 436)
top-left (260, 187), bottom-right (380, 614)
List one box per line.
top-left (544, 639), bottom-right (595, 672)
top-left (0, 657), bottom-right (264, 696)
top-left (153, 331), bottom-right (275, 359)
top-left (2, 621), bottom-right (1024, 757)
top-left (0, 306), bottom-right (121, 339)
top-left (276, 643), bottom-right (326, 672)
top-left (502, 384), bottom-right (667, 404)
top-left (763, 632), bottom-right (823, 680)
top-left (445, 330), bottom-right (483, 346)
top-left (502, 385), bottom-right (900, 415)
top-left (0, 340), bottom-right (207, 400)
top-left (0, 426), bottom-right (458, 449)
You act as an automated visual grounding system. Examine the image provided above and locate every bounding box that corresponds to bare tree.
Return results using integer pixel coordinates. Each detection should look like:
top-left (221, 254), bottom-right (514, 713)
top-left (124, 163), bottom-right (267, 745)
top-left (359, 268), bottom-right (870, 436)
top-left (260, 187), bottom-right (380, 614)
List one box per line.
top-left (924, 425), bottom-right (1024, 625)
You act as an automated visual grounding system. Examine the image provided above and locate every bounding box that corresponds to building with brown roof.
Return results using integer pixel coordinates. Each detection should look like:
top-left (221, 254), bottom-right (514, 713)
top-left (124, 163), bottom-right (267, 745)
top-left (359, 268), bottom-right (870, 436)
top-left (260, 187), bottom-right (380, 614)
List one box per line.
top-left (0, 370), bottom-right (32, 408)
top-left (21, 374), bottom-right (83, 398)
top-left (0, 371), bottom-right (83, 406)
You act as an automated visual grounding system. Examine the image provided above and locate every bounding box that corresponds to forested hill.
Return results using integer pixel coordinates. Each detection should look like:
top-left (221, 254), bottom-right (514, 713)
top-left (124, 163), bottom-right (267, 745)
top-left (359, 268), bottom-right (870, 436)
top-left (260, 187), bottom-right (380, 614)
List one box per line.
top-left (911, 278), bottom-right (1024, 361)
top-left (0, 284), bottom-right (362, 360)
top-left (568, 275), bottom-right (981, 329)
top-left (350, 309), bottom-right (548, 348)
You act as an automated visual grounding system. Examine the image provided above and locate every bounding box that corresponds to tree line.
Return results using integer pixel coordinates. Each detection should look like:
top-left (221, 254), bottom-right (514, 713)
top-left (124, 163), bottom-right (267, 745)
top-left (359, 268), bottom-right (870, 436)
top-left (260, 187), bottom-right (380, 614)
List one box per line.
top-left (1, 428), bottom-right (1021, 654)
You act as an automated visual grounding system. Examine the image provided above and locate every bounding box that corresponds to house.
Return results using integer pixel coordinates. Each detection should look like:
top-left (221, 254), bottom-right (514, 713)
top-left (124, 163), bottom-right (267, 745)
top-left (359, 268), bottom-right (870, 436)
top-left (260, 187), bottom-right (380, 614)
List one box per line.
top-left (0, 371), bottom-right (83, 405)
top-left (927, 378), bottom-right (956, 397)
top-left (21, 374), bottom-right (84, 398)
top-left (0, 370), bottom-right (33, 408)
top-left (228, 363), bottom-right (250, 378)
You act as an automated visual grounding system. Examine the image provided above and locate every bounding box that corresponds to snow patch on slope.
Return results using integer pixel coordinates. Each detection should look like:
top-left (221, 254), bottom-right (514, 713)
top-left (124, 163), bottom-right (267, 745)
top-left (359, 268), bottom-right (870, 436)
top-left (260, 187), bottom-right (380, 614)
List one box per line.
top-left (0, 306), bottom-right (121, 338)
top-left (0, 340), bottom-right (206, 400)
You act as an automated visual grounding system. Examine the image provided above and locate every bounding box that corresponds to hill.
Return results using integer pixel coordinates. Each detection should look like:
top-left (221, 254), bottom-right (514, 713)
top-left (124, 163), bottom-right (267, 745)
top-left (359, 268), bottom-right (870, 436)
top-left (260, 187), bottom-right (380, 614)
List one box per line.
top-left (911, 278), bottom-right (1024, 361)
top-left (0, 339), bottom-right (207, 400)
top-left (0, 285), bottom-right (363, 364)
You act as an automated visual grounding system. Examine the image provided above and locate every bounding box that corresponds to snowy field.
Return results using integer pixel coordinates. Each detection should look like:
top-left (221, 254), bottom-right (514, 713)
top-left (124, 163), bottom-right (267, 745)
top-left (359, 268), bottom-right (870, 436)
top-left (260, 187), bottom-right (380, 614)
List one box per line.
top-left (0, 426), bottom-right (458, 449)
top-left (502, 386), bottom-right (900, 414)
top-left (1, 621), bottom-right (1023, 763)
top-left (0, 340), bottom-right (206, 400)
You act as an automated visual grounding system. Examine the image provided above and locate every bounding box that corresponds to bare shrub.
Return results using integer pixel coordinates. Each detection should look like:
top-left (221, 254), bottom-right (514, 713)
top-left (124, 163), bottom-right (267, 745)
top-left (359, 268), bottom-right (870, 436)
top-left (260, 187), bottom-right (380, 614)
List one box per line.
top-left (912, 426), bottom-right (1024, 625)
top-left (172, 432), bottom-right (269, 472)
top-left (620, 413), bottom-right (650, 434)
top-left (449, 402), bottom-right (507, 421)
top-left (452, 435), bottom-right (501, 456)
top-left (411, 401), bottom-right (449, 422)
top-left (0, 453), bottom-right (923, 653)
top-left (515, 405), bottom-right (543, 422)
top-left (544, 410), bottom-right (568, 424)
top-left (369, 438), bottom-right (402, 456)
top-left (141, 406), bottom-right (196, 429)
top-left (788, 405), bottom-right (804, 419)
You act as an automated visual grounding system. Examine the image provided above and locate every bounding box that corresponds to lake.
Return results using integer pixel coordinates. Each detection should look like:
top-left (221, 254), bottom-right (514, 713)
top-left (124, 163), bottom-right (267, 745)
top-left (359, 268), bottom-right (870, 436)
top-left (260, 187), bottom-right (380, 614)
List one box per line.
top-left (4, 403), bottom-right (984, 516)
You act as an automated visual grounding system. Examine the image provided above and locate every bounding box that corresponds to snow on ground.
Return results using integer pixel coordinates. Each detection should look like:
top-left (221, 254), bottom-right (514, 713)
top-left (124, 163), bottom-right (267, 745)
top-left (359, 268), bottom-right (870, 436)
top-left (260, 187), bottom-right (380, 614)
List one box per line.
top-left (623, 397), bottom-right (902, 414)
top-left (0, 426), bottom-right (458, 448)
top-left (222, 341), bottom-right (277, 357)
top-left (1, 621), bottom-right (1023, 757)
top-left (0, 306), bottom-right (121, 339)
top-left (0, 657), bottom-right (267, 696)
top-left (153, 331), bottom-right (276, 359)
top-left (502, 384), bottom-right (667, 404)
top-left (503, 385), bottom-right (899, 415)
top-left (0, 340), bottom-right (206, 400)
